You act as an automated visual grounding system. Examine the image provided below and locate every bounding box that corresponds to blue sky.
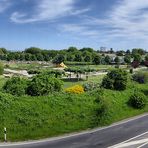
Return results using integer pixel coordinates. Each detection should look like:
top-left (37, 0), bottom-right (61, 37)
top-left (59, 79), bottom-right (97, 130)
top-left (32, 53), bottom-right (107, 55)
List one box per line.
top-left (0, 0), bottom-right (148, 51)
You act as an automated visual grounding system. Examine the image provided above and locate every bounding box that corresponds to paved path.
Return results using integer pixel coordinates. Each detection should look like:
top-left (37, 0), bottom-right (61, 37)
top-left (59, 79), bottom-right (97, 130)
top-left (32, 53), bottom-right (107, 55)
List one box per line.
top-left (0, 114), bottom-right (148, 148)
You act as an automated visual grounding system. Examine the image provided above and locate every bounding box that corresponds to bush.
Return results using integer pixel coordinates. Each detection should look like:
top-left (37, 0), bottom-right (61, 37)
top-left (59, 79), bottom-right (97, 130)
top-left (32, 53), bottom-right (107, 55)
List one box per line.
top-left (130, 68), bottom-right (133, 74)
top-left (5, 64), bottom-right (10, 68)
top-left (83, 82), bottom-right (100, 91)
top-left (93, 93), bottom-right (110, 125)
top-left (101, 69), bottom-right (128, 90)
top-left (128, 92), bottom-right (147, 109)
top-left (95, 97), bottom-right (109, 116)
top-left (0, 63), bottom-right (4, 75)
top-left (3, 77), bottom-right (28, 96)
top-left (132, 72), bottom-right (148, 84)
top-left (27, 74), bottom-right (63, 96)
top-left (65, 85), bottom-right (84, 94)
top-left (101, 76), bottom-right (114, 90)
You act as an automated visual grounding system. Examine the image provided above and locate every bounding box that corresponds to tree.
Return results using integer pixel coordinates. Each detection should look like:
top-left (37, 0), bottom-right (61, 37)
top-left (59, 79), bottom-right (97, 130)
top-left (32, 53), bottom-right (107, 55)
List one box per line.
top-left (93, 55), bottom-right (101, 65)
top-left (145, 54), bottom-right (148, 67)
top-left (7, 53), bottom-right (15, 61)
top-left (19, 54), bottom-right (25, 61)
top-left (31, 54), bottom-right (37, 61)
top-left (74, 53), bottom-right (83, 62)
top-left (13, 52), bottom-right (20, 60)
top-left (27, 74), bottom-right (63, 96)
top-left (84, 55), bottom-right (91, 62)
top-left (47, 50), bottom-right (58, 59)
top-left (66, 54), bottom-right (74, 61)
top-left (0, 48), bottom-right (7, 54)
top-left (80, 48), bottom-right (94, 53)
top-left (53, 54), bottom-right (65, 64)
top-left (116, 50), bottom-right (125, 56)
top-left (114, 56), bottom-right (120, 64)
top-left (101, 69), bottom-right (128, 91)
top-left (132, 61), bottom-right (140, 68)
top-left (25, 53), bottom-right (31, 61)
top-left (133, 53), bottom-right (142, 63)
top-left (43, 54), bottom-right (51, 61)
top-left (124, 55), bottom-right (131, 64)
top-left (126, 49), bottom-right (131, 55)
top-left (67, 47), bottom-right (78, 52)
top-left (145, 54), bottom-right (148, 61)
top-left (25, 47), bottom-right (41, 54)
top-left (36, 53), bottom-right (44, 61)
top-left (0, 54), bottom-right (7, 60)
top-left (104, 55), bottom-right (111, 64)
top-left (132, 48), bottom-right (145, 56)
top-left (131, 53), bottom-right (142, 68)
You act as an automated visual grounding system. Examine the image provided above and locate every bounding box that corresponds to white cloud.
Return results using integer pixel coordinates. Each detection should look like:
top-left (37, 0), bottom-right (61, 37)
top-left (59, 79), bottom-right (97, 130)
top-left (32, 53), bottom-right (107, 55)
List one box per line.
top-left (10, 0), bottom-right (89, 23)
top-left (60, 23), bottom-right (99, 37)
top-left (66, 0), bottom-right (148, 46)
top-left (10, 0), bottom-right (148, 48)
top-left (101, 0), bottom-right (148, 41)
top-left (0, 0), bottom-right (11, 13)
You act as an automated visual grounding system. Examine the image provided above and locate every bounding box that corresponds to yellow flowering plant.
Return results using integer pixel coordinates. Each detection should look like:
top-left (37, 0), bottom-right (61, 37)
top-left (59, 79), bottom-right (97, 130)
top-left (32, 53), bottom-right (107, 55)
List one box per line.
top-left (65, 85), bottom-right (84, 94)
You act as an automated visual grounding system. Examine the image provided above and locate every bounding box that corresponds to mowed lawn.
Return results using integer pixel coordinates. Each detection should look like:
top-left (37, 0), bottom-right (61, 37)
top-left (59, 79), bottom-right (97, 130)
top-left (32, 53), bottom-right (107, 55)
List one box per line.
top-left (63, 74), bottom-right (105, 88)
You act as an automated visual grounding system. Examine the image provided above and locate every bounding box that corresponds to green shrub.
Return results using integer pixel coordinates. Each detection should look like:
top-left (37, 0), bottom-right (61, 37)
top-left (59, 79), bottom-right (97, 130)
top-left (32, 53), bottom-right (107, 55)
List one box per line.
top-left (83, 82), bottom-right (100, 91)
top-left (3, 77), bottom-right (28, 96)
top-left (101, 69), bottom-right (128, 91)
top-left (132, 72), bottom-right (148, 84)
top-left (27, 74), bottom-right (63, 96)
top-left (5, 64), bottom-right (10, 68)
top-left (93, 93), bottom-right (110, 125)
top-left (0, 63), bottom-right (4, 75)
top-left (130, 68), bottom-right (133, 74)
top-left (101, 76), bottom-right (114, 90)
top-left (95, 98), bottom-right (109, 116)
top-left (128, 92), bottom-right (147, 109)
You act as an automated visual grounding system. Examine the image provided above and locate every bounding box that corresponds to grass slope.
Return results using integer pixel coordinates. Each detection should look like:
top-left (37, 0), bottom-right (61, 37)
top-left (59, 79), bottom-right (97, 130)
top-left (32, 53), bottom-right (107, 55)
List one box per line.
top-left (0, 82), bottom-right (147, 141)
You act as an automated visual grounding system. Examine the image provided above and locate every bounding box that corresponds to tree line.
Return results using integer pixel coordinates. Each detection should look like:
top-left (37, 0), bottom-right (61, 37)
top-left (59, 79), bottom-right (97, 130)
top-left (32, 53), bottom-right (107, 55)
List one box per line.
top-left (0, 47), bottom-right (147, 65)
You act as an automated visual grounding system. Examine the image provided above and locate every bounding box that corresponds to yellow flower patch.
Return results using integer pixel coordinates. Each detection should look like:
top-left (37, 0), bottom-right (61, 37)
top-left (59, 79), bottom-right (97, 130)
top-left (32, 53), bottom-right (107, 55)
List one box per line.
top-left (65, 85), bottom-right (84, 94)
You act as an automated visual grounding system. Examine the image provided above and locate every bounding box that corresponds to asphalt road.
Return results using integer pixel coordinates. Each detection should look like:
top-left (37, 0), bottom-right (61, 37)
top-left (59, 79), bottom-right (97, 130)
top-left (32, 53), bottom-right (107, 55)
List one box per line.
top-left (1, 114), bottom-right (148, 148)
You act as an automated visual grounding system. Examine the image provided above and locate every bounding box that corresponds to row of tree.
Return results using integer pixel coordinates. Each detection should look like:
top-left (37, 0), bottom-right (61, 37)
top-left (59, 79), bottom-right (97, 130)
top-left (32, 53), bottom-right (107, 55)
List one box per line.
top-left (0, 47), bottom-right (147, 65)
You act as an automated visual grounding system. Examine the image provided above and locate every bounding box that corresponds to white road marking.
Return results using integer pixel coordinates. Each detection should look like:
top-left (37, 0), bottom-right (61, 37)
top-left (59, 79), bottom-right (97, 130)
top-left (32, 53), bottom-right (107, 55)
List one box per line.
top-left (109, 131), bottom-right (148, 148)
top-left (110, 138), bottom-right (148, 148)
top-left (137, 141), bottom-right (148, 148)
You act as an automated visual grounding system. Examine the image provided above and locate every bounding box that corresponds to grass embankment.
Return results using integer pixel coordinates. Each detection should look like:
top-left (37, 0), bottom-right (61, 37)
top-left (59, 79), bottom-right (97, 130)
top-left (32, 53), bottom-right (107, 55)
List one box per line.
top-left (0, 81), bottom-right (147, 141)
top-left (0, 76), bottom-right (7, 90)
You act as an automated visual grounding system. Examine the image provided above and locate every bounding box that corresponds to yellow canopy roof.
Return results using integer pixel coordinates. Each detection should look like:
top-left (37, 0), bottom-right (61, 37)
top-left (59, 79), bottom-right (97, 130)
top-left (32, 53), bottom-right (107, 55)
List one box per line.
top-left (59, 62), bottom-right (67, 68)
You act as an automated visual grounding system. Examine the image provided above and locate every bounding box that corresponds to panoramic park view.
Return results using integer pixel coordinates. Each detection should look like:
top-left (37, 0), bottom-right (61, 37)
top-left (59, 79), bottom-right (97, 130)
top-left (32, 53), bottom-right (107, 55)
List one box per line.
top-left (0, 0), bottom-right (148, 148)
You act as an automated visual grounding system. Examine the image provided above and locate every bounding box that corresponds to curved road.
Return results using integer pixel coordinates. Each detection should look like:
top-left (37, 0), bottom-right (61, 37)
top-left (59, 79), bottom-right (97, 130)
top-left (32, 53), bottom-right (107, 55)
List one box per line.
top-left (1, 114), bottom-right (148, 148)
